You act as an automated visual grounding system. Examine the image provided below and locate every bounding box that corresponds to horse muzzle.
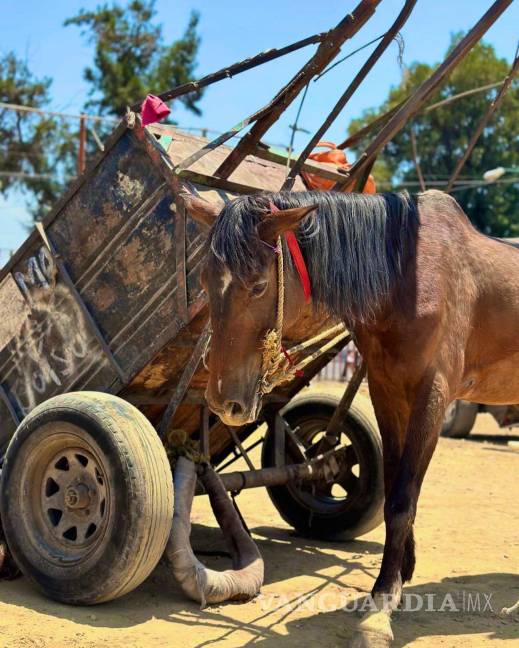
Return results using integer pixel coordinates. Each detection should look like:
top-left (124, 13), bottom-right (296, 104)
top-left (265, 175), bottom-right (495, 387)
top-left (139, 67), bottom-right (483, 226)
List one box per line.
top-left (206, 392), bottom-right (262, 427)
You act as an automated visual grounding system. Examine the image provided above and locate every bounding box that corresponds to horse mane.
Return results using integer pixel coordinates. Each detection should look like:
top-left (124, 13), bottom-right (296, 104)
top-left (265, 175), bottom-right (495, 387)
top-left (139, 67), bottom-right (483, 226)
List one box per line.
top-left (208, 190), bottom-right (418, 324)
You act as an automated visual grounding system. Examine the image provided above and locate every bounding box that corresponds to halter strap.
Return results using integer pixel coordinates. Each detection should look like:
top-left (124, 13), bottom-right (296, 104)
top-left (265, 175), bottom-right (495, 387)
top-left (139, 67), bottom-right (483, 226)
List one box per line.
top-left (284, 230), bottom-right (311, 303)
top-left (269, 202), bottom-right (312, 302)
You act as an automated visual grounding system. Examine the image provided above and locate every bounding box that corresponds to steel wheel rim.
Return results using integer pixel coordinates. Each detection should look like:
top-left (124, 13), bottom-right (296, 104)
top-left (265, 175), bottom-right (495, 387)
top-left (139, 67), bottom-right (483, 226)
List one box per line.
top-left (284, 414), bottom-right (363, 516)
top-left (21, 422), bottom-right (112, 566)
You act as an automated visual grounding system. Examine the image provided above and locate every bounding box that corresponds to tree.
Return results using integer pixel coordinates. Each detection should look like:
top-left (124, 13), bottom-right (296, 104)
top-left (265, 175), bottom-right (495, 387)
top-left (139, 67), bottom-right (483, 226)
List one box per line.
top-left (65, 0), bottom-right (204, 118)
top-left (348, 37), bottom-right (519, 236)
top-left (0, 53), bottom-right (76, 219)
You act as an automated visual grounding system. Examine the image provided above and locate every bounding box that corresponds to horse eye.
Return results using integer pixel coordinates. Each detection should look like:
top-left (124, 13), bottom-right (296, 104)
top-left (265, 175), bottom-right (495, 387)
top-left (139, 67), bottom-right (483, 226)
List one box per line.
top-left (251, 280), bottom-right (268, 298)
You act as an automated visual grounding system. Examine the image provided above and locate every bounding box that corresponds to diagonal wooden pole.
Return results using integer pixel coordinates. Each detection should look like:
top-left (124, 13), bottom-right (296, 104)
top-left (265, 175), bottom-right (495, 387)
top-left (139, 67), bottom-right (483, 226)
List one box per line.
top-left (281, 0), bottom-right (418, 191)
top-left (214, 0), bottom-right (382, 180)
top-left (130, 32), bottom-right (326, 112)
top-left (335, 0), bottom-right (514, 191)
top-left (446, 45), bottom-right (519, 192)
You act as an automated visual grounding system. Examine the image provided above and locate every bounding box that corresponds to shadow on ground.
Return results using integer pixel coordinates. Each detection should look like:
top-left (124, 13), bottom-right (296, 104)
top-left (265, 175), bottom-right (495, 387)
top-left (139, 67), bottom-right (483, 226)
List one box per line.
top-left (0, 522), bottom-right (517, 647)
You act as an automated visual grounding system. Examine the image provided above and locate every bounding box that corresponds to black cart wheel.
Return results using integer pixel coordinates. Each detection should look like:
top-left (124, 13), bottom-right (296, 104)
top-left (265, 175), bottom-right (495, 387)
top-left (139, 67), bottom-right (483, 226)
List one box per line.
top-left (0, 392), bottom-right (173, 604)
top-left (262, 387), bottom-right (384, 540)
top-left (441, 400), bottom-right (478, 438)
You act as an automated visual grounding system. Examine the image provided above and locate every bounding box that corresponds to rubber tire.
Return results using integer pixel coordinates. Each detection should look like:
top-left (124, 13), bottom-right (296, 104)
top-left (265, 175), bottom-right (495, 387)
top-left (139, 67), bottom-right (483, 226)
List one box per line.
top-left (262, 388), bottom-right (384, 540)
top-left (441, 400), bottom-right (478, 438)
top-left (0, 392), bottom-right (173, 604)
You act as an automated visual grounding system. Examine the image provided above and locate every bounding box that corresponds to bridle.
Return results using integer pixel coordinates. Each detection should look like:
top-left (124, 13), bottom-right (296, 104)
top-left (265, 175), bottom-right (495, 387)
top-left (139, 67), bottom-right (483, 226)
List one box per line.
top-left (203, 202), bottom-right (350, 395)
top-left (259, 210), bottom-right (349, 394)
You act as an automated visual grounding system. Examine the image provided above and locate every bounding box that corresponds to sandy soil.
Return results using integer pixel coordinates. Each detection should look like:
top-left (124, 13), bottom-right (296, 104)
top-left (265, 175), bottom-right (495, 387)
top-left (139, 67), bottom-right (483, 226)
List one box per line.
top-left (0, 413), bottom-right (517, 648)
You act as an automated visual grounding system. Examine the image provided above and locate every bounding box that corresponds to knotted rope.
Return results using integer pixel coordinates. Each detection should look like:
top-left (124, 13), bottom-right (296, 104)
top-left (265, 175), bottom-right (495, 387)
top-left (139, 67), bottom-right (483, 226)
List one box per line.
top-left (259, 237), bottom-right (350, 393)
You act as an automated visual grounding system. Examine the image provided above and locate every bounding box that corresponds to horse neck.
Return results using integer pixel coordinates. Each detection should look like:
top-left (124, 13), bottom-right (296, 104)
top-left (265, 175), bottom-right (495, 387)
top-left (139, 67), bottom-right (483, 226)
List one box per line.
top-left (282, 263), bottom-right (339, 343)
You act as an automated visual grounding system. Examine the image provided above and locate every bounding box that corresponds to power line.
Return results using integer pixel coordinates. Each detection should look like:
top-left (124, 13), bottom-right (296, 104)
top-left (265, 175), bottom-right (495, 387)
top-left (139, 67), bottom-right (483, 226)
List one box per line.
top-left (0, 101), bottom-right (226, 137)
top-left (449, 176), bottom-right (519, 192)
top-left (423, 80), bottom-right (504, 112)
top-left (0, 102), bottom-right (118, 124)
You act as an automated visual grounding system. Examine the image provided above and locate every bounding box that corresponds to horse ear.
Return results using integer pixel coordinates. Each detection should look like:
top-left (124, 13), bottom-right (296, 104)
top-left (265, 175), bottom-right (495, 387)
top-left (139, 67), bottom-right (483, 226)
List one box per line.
top-left (181, 193), bottom-right (221, 228)
top-left (258, 205), bottom-right (318, 244)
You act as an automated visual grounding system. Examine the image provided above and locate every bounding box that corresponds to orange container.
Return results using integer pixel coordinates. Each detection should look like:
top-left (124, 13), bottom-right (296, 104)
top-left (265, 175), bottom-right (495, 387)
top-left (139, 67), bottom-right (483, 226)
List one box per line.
top-left (301, 141), bottom-right (376, 193)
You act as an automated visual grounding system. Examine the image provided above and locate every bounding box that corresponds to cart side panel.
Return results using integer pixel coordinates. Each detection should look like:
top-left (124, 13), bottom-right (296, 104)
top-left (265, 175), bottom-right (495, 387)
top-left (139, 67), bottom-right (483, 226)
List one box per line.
top-left (48, 131), bottom-right (164, 282)
top-left (0, 248), bottom-right (120, 431)
top-left (46, 129), bottom-right (205, 382)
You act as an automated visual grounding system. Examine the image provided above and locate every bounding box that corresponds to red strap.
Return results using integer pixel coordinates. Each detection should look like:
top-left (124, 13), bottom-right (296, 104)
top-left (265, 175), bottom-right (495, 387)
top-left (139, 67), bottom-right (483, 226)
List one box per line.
top-left (284, 230), bottom-right (312, 303)
top-left (281, 345), bottom-right (304, 377)
top-left (269, 201), bottom-right (312, 302)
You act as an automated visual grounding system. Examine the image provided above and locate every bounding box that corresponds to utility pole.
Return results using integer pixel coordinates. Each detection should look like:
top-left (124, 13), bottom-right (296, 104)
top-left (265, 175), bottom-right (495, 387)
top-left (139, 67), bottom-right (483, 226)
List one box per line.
top-left (77, 114), bottom-right (86, 175)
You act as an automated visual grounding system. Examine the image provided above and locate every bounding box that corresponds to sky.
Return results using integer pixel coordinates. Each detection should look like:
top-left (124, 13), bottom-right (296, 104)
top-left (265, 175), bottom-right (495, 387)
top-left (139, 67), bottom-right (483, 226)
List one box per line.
top-left (1, 0), bottom-right (518, 263)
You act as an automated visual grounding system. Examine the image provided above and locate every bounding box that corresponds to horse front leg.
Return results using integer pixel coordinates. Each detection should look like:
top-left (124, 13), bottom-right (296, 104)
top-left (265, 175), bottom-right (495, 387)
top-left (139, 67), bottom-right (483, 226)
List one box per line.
top-left (368, 374), bottom-right (417, 587)
top-left (351, 373), bottom-right (448, 647)
top-left (372, 371), bottom-right (448, 609)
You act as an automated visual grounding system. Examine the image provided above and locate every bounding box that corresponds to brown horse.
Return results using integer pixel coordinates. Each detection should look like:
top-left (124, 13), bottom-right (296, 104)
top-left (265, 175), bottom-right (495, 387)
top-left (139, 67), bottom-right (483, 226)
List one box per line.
top-left (183, 187), bottom-right (519, 639)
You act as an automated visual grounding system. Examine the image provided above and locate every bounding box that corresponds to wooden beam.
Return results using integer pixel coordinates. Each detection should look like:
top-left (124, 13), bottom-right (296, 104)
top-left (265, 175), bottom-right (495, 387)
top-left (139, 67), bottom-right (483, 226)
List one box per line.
top-left (282, 0), bottom-right (417, 190)
top-left (252, 145), bottom-right (349, 184)
top-left (335, 0), bottom-right (514, 190)
top-left (214, 0), bottom-right (382, 180)
top-left (130, 32), bottom-right (325, 111)
top-left (158, 325), bottom-right (211, 439)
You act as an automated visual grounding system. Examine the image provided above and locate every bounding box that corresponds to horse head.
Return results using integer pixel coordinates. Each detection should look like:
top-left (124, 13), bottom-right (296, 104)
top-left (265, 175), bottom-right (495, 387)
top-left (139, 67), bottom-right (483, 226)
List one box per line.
top-left (182, 191), bottom-right (317, 426)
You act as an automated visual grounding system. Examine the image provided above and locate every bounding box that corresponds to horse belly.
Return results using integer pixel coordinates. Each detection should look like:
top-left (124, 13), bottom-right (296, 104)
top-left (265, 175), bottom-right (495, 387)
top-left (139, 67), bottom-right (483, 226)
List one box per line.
top-left (460, 352), bottom-right (519, 405)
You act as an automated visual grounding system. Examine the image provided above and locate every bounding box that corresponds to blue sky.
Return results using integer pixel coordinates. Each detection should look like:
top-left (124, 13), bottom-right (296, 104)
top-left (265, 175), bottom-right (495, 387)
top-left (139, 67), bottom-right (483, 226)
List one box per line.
top-left (1, 0), bottom-right (518, 263)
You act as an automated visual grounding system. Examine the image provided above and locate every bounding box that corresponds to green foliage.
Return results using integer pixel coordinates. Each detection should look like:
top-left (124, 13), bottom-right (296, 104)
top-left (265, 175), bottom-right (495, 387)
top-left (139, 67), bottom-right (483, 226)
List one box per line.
top-left (1, 2), bottom-right (203, 221)
top-left (348, 37), bottom-right (519, 236)
top-left (0, 53), bottom-right (76, 218)
top-left (65, 0), bottom-right (203, 117)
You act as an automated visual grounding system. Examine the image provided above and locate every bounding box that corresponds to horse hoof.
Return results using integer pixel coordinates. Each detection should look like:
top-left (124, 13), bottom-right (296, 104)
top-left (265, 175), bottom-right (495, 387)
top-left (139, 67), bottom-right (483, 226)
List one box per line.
top-left (0, 542), bottom-right (21, 580)
top-left (348, 629), bottom-right (392, 648)
top-left (348, 611), bottom-right (394, 648)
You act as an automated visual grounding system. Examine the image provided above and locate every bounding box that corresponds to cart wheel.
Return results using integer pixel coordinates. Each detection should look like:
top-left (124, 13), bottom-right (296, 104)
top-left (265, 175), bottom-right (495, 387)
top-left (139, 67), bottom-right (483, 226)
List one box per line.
top-left (262, 391), bottom-right (384, 540)
top-left (441, 400), bottom-right (478, 438)
top-left (0, 392), bottom-right (173, 604)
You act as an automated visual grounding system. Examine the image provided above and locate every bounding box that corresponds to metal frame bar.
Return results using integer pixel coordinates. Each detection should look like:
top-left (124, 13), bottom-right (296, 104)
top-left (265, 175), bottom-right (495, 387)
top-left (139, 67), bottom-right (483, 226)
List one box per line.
top-left (216, 436), bottom-right (264, 473)
top-left (200, 405), bottom-right (211, 457)
top-left (197, 445), bottom-right (341, 494)
top-left (130, 31), bottom-right (326, 111)
top-left (158, 324), bottom-right (211, 438)
top-left (226, 425), bottom-right (255, 471)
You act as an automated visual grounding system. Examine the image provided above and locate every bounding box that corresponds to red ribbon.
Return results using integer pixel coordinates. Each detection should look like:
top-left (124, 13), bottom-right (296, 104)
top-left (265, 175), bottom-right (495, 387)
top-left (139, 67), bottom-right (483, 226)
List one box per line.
top-left (284, 230), bottom-right (312, 303)
top-left (281, 345), bottom-right (304, 377)
top-left (269, 201), bottom-right (312, 302)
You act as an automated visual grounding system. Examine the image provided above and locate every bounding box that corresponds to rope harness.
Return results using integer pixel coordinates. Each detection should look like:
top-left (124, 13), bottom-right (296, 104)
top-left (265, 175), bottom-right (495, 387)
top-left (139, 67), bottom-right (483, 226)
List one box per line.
top-left (202, 206), bottom-right (350, 395)
top-left (259, 226), bottom-right (350, 394)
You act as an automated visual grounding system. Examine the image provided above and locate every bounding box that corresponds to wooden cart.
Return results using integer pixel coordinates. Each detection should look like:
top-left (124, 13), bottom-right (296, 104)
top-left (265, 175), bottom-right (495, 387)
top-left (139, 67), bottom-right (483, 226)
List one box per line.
top-left (0, 0), bottom-right (511, 604)
top-left (0, 121), bottom-right (384, 604)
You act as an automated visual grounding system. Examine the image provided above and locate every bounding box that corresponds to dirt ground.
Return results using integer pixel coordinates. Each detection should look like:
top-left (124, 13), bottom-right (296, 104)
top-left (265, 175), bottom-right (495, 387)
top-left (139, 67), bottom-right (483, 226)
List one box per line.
top-left (0, 413), bottom-right (517, 648)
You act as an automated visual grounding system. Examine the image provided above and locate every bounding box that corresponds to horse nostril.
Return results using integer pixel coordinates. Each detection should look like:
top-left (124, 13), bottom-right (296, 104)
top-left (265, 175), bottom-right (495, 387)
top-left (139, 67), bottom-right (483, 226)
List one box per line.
top-left (224, 400), bottom-right (244, 418)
